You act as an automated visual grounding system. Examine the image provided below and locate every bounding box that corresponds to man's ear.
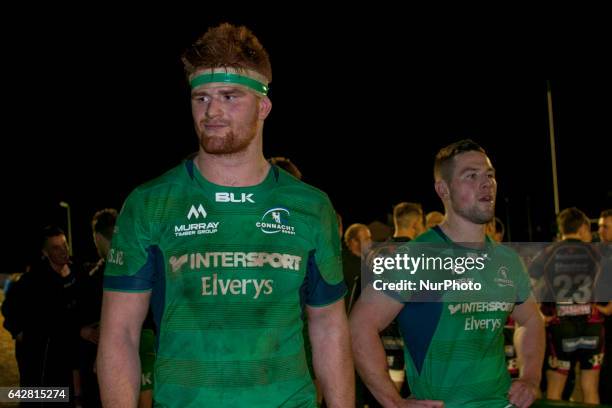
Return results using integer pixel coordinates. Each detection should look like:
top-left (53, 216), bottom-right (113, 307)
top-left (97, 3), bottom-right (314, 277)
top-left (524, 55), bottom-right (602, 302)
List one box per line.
top-left (579, 223), bottom-right (592, 241)
top-left (93, 232), bottom-right (102, 248)
top-left (435, 180), bottom-right (449, 201)
top-left (259, 96), bottom-right (272, 120)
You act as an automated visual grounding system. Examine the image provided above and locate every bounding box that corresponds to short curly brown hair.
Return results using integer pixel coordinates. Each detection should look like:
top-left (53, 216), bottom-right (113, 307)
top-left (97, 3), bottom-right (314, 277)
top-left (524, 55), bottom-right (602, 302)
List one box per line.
top-left (181, 23), bottom-right (272, 82)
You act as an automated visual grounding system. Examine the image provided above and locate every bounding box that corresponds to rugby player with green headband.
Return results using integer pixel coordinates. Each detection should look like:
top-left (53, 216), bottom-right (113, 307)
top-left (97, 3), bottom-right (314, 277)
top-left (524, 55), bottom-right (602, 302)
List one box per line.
top-left (97, 23), bottom-right (354, 408)
top-left (190, 67), bottom-right (270, 97)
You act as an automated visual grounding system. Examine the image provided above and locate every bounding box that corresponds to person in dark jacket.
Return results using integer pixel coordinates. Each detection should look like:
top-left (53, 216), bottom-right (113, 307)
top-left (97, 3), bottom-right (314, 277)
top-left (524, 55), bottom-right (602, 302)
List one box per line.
top-left (2, 226), bottom-right (81, 404)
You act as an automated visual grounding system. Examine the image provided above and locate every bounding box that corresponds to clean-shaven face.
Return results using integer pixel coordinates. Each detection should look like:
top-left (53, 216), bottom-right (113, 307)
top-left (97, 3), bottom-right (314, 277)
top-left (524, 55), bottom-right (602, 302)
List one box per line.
top-left (599, 216), bottom-right (612, 242)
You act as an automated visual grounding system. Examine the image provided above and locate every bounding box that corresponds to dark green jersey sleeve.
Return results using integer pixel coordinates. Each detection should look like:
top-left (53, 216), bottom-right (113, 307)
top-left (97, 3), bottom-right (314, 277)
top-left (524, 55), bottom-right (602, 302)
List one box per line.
top-left (104, 189), bottom-right (156, 292)
top-left (304, 195), bottom-right (346, 307)
top-left (513, 254), bottom-right (533, 304)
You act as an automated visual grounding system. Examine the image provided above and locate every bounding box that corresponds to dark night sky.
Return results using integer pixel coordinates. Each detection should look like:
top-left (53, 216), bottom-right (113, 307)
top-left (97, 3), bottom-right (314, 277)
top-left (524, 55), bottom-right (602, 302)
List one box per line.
top-left (3, 12), bottom-right (611, 270)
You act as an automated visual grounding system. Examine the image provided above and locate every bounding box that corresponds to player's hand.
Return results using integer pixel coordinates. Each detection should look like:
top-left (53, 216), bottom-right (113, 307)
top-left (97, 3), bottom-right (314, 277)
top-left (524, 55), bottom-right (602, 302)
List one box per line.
top-left (398, 397), bottom-right (444, 407)
top-left (508, 378), bottom-right (538, 408)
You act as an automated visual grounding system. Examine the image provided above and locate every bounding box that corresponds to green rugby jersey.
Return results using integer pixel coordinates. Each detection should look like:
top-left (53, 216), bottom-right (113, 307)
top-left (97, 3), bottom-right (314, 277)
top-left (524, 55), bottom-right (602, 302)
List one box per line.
top-left (394, 227), bottom-right (531, 408)
top-left (104, 161), bottom-right (346, 407)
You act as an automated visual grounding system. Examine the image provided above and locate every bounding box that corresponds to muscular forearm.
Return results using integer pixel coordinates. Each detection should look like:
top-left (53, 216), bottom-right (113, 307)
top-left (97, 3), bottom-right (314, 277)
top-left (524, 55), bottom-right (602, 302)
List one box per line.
top-left (309, 306), bottom-right (355, 407)
top-left (352, 326), bottom-right (402, 408)
top-left (97, 332), bottom-right (141, 407)
top-left (514, 313), bottom-right (545, 384)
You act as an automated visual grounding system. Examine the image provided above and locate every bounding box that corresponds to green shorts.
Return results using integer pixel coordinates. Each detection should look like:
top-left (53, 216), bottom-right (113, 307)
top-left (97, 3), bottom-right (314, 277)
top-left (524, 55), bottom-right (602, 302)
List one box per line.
top-left (139, 328), bottom-right (156, 391)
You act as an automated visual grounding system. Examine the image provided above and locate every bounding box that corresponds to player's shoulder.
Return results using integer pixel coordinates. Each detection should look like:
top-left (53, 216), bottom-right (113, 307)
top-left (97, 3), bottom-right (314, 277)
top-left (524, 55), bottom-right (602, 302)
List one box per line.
top-left (135, 161), bottom-right (190, 193)
top-left (490, 242), bottom-right (526, 273)
top-left (118, 162), bottom-right (191, 217)
top-left (491, 241), bottom-right (520, 258)
top-left (395, 229), bottom-right (446, 258)
top-left (599, 242), bottom-right (612, 258)
top-left (552, 239), bottom-right (600, 259)
top-left (412, 228), bottom-right (446, 244)
top-left (273, 166), bottom-right (332, 206)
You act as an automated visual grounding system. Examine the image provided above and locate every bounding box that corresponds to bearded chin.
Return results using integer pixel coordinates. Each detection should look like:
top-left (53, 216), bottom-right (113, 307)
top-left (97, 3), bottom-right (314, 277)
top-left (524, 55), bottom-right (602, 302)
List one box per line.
top-left (463, 206), bottom-right (495, 225)
top-left (451, 197), bottom-right (495, 225)
top-left (197, 113), bottom-right (259, 155)
top-left (199, 129), bottom-right (254, 155)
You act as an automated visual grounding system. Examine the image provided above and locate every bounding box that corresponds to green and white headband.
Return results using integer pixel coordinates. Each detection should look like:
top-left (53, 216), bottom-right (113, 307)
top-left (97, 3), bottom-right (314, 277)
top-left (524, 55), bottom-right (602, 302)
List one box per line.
top-left (190, 68), bottom-right (269, 96)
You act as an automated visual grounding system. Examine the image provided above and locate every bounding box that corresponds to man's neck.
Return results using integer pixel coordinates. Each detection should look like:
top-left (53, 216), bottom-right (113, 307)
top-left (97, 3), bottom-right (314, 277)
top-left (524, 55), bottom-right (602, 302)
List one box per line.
top-left (50, 261), bottom-right (70, 278)
top-left (562, 233), bottom-right (582, 241)
top-left (195, 147), bottom-right (270, 187)
top-left (393, 228), bottom-right (415, 240)
top-left (439, 215), bottom-right (486, 244)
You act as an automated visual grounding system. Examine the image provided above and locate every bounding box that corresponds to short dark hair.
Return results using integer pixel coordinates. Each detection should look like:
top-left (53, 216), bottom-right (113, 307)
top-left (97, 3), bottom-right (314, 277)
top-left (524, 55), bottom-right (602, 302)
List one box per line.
top-left (557, 207), bottom-right (589, 235)
top-left (181, 23), bottom-right (272, 82)
top-left (41, 225), bottom-right (65, 249)
top-left (434, 139), bottom-right (486, 182)
top-left (393, 202), bottom-right (423, 229)
top-left (92, 208), bottom-right (118, 241)
top-left (600, 209), bottom-right (612, 219)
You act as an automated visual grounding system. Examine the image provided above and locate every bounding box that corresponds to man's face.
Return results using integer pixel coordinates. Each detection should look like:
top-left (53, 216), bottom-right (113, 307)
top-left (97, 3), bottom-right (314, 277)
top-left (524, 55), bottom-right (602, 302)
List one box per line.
top-left (191, 79), bottom-right (264, 155)
top-left (350, 228), bottom-right (372, 257)
top-left (448, 151), bottom-right (497, 225)
top-left (357, 228), bottom-right (373, 254)
top-left (43, 234), bottom-right (69, 265)
top-left (599, 216), bottom-right (612, 242)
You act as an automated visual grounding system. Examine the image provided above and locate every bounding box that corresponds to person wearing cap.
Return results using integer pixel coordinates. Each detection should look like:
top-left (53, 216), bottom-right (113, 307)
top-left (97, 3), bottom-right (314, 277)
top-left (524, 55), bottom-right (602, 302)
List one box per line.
top-left (97, 23), bottom-right (353, 407)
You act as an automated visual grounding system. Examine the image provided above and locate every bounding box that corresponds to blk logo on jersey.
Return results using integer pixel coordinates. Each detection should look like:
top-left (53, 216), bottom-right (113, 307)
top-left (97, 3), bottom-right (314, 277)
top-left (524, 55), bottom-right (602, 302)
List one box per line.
top-left (215, 192), bottom-right (255, 203)
top-left (256, 208), bottom-right (296, 235)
